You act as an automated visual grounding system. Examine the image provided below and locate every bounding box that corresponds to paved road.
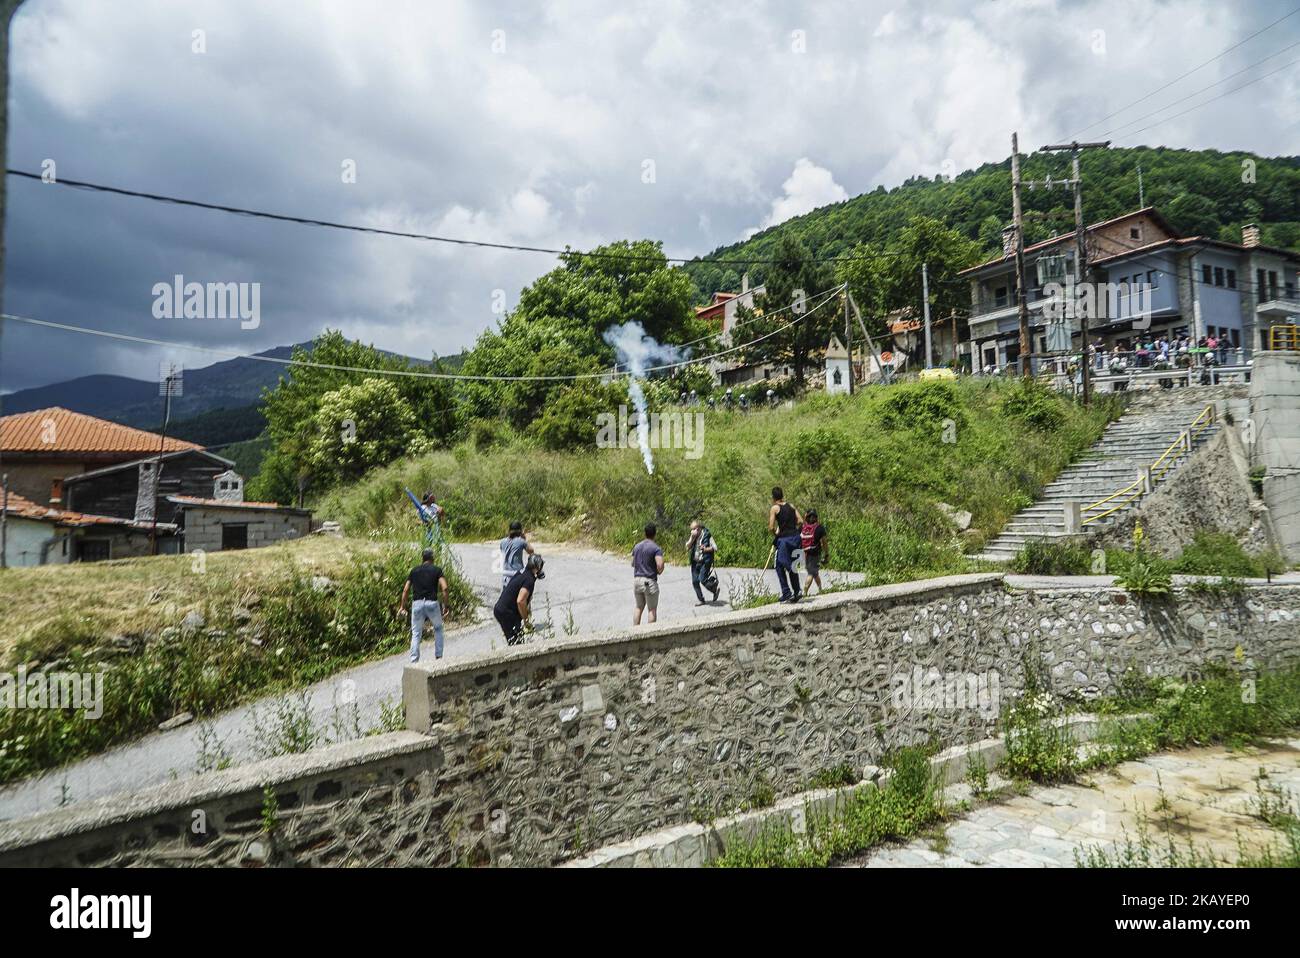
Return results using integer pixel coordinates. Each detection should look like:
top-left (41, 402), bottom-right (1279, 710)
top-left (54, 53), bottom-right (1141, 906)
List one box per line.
top-left (0, 542), bottom-right (860, 821)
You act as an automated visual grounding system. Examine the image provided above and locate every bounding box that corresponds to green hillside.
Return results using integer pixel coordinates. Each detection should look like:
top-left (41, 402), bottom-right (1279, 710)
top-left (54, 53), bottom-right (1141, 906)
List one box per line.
top-left (685, 146), bottom-right (1300, 299)
top-left (319, 378), bottom-right (1121, 583)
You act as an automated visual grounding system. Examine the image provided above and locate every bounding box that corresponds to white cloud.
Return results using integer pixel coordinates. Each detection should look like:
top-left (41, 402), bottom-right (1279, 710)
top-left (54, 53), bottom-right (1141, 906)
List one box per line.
top-left (1, 0), bottom-right (1295, 392)
top-left (743, 158), bottom-right (849, 239)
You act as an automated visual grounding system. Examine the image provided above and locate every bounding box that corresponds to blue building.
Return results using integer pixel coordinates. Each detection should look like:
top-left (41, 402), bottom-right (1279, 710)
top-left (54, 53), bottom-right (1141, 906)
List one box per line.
top-left (960, 208), bottom-right (1300, 371)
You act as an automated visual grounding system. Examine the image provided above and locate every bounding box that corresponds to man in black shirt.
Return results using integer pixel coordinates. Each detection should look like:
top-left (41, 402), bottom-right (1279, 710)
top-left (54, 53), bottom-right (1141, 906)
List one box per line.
top-left (494, 554), bottom-right (544, 645)
top-left (399, 549), bottom-right (450, 662)
top-left (767, 486), bottom-right (803, 603)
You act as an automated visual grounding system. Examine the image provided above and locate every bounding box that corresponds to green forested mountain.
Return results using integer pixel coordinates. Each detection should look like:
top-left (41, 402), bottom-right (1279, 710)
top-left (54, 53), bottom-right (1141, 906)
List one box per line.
top-left (685, 146), bottom-right (1300, 299)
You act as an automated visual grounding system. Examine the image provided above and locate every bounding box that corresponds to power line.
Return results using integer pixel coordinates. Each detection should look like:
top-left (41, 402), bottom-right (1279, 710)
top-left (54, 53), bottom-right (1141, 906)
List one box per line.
top-left (1069, 6), bottom-right (1300, 139)
top-left (5, 169), bottom-right (907, 268)
top-left (1108, 57), bottom-right (1300, 141)
top-left (1097, 38), bottom-right (1300, 139)
top-left (0, 285), bottom-right (845, 386)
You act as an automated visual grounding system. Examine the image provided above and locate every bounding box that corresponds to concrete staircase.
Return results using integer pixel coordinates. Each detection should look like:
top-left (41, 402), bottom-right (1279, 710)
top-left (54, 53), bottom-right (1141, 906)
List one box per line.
top-left (976, 396), bottom-right (1219, 563)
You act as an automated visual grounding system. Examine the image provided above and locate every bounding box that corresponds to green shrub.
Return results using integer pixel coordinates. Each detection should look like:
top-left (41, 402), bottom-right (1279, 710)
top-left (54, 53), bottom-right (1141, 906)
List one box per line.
top-left (1000, 379), bottom-right (1068, 431)
top-left (879, 380), bottom-right (966, 432)
top-left (1173, 532), bottom-right (1285, 579)
top-left (1012, 538), bottom-right (1091, 576)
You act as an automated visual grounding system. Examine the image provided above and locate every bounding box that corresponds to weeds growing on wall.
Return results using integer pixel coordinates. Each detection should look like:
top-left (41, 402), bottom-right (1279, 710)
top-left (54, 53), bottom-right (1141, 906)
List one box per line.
top-left (712, 747), bottom-right (942, 867)
top-left (1001, 665), bottom-right (1300, 789)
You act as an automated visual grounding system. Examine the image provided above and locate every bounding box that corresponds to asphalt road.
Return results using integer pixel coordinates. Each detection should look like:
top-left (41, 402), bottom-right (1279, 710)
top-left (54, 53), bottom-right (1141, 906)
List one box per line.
top-left (0, 541), bottom-right (861, 821)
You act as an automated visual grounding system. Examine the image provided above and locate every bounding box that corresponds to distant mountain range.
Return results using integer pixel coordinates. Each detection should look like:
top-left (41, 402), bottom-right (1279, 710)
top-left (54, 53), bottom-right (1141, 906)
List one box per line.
top-left (0, 343), bottom-right (450, 447)
top-left (1, 344), bottom-right (304, 431)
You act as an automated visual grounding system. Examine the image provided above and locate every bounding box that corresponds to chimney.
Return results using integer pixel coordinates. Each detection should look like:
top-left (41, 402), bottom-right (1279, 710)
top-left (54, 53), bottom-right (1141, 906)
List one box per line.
top-left (1242, 224), bottom-right (1261, 248)
top-left (135, 461), bottom-right (158, 523)
top-left (49, 478), bottom-right (63, 507)
top-left (1001, 224), bottom-right (1017, 257)
top-left (214, 470), bottom-right (244, 502)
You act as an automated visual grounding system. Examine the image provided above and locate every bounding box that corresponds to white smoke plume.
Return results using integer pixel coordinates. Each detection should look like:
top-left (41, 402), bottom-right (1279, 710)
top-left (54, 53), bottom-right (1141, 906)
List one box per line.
top-left (602, 322), bottom-right (688, 475)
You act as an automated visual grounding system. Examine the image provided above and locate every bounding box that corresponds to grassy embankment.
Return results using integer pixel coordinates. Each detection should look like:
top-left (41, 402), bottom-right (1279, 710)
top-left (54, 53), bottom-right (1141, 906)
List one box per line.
top-left (321, 378), bottom-right (1122, 583)
top-left (0, 535), bottom-right (475, 785)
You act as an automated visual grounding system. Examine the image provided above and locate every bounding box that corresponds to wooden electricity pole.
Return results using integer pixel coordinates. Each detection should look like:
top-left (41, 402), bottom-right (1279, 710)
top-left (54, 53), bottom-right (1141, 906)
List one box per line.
top-left (1040, 140), bottom-right (1110, 405)
top-left (1011, 133), bottom-right (1032, 378)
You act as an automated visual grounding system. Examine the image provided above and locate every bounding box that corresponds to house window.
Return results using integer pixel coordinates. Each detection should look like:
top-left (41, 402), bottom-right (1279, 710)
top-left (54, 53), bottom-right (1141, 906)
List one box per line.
top-left (77, 539), bottom-right (111, 563)
top-left (1201, 264), bottom-right (1212, 285)
top-left (1226, 269), bottom-right (1237, 289)
top-left (994, 285), bottom-right (1008, 308)
top-left (1146, 270), bottom-right (1158, 288)
top-left (221, 524), bottom-right (249, 551)
top-left (1130, 227), bottom-right (1140, 240)
top-left (1213, 267), bottom-right (1224, 287)
top-left (1231, 329), bottom-right (1241, 347)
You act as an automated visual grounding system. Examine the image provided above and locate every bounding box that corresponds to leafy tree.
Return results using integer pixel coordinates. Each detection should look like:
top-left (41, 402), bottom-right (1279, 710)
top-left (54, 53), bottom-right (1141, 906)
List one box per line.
top-left (307, 378), bottom-right (431, 485)
top-left (732, 234), bottom-right (836, 387)
top-left (250, 331), bottom-right (455, 503)
top-left (457, 239), bottom-right (704, 425)
top-left (536, 381), bottom-right (628, 451)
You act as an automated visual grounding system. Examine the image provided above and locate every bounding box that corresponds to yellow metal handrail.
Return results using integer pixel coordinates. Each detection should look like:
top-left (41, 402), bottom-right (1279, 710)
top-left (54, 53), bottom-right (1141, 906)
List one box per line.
top-left (1080, 404), bottom-right (1215, 526)
top-left (1269, 324), bottom-right (1299, 352)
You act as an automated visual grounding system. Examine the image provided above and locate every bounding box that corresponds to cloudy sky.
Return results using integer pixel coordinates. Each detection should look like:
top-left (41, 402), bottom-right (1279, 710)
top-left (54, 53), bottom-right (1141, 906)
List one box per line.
top-left (2, 0), bottom-right (1298, 392)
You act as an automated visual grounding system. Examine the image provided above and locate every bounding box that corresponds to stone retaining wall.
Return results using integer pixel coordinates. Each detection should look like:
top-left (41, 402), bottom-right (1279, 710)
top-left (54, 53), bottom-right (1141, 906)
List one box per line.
top-left (3, 574), bottom-right (1298, 867)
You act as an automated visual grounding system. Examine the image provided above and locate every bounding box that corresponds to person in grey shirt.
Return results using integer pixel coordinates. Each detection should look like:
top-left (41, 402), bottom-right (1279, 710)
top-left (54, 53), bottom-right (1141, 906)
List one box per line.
top-left (498, 520), bottom-right (534, 588)
top-left (632, 523), bottom-right (665, 625)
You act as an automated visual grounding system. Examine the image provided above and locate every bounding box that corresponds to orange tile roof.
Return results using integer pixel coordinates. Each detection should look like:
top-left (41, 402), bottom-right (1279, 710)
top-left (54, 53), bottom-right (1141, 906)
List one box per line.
top-left (0, 407), bottom-right (200, 456)
top-left (1, 489), bottom-right (173, 529)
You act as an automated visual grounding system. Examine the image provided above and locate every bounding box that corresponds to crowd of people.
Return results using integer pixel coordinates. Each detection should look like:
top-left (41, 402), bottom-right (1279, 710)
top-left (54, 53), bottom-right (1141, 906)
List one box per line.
top-left (1091, 334), bottom-right (1241, 371)
top-left (976, 333), bottom-right (1243, 378)
top-left (399, 486), bottom-right (832, 660)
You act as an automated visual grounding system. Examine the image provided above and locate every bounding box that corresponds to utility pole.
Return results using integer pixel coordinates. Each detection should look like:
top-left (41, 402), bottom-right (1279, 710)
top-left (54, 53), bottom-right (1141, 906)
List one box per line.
top-left (844, 288), bottom-right (854, 392)
top-left (1, 472), bottom-right (7, 570)
top-left (921, 262), bottom-right (932, 368)
top-left (847, 291), bottom-right (891, 386)
top-left (1137, 162), bottom-right (1145, 207)
top-left (150, 363), bottom-right (179, 556)
top-left (1010, 133), bottom-right (1032, 378)
top-left (1040, 139), bottom-right (1110, 405)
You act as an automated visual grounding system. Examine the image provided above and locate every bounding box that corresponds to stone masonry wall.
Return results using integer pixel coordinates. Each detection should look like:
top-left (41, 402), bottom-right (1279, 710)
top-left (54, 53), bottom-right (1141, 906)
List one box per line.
top-left (2, 574), bottom-right (1298, 867)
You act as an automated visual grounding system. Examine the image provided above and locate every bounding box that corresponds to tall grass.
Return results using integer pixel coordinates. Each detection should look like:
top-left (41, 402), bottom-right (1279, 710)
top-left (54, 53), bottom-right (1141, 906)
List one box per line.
top-left (0, 536), bottom-right (475, 785)
top-left (320, 379), bottom-right (1120, 582)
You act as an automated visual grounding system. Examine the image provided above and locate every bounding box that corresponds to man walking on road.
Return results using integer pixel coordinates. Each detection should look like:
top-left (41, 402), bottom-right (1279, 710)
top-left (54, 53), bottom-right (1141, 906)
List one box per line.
top-left (686, 518), bottom-right (719, 605)
top-left (768, 486), bottom-right (803, 603)
top-left (498, 520), bottom-right (534, 588)
top-left (399, 548), bottom-right (450, 662)
top-left (632, 523), bottom-right (665, 625)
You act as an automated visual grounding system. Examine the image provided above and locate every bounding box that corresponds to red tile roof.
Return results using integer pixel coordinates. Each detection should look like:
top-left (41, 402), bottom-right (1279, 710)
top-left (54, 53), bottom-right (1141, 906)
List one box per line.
top-left (0, 408), bottom-right (201, 456)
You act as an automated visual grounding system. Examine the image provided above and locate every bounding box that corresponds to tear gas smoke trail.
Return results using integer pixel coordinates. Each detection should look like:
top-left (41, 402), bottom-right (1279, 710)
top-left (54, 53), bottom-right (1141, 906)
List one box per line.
top-left (602, 322), bottom-right (687, 475)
